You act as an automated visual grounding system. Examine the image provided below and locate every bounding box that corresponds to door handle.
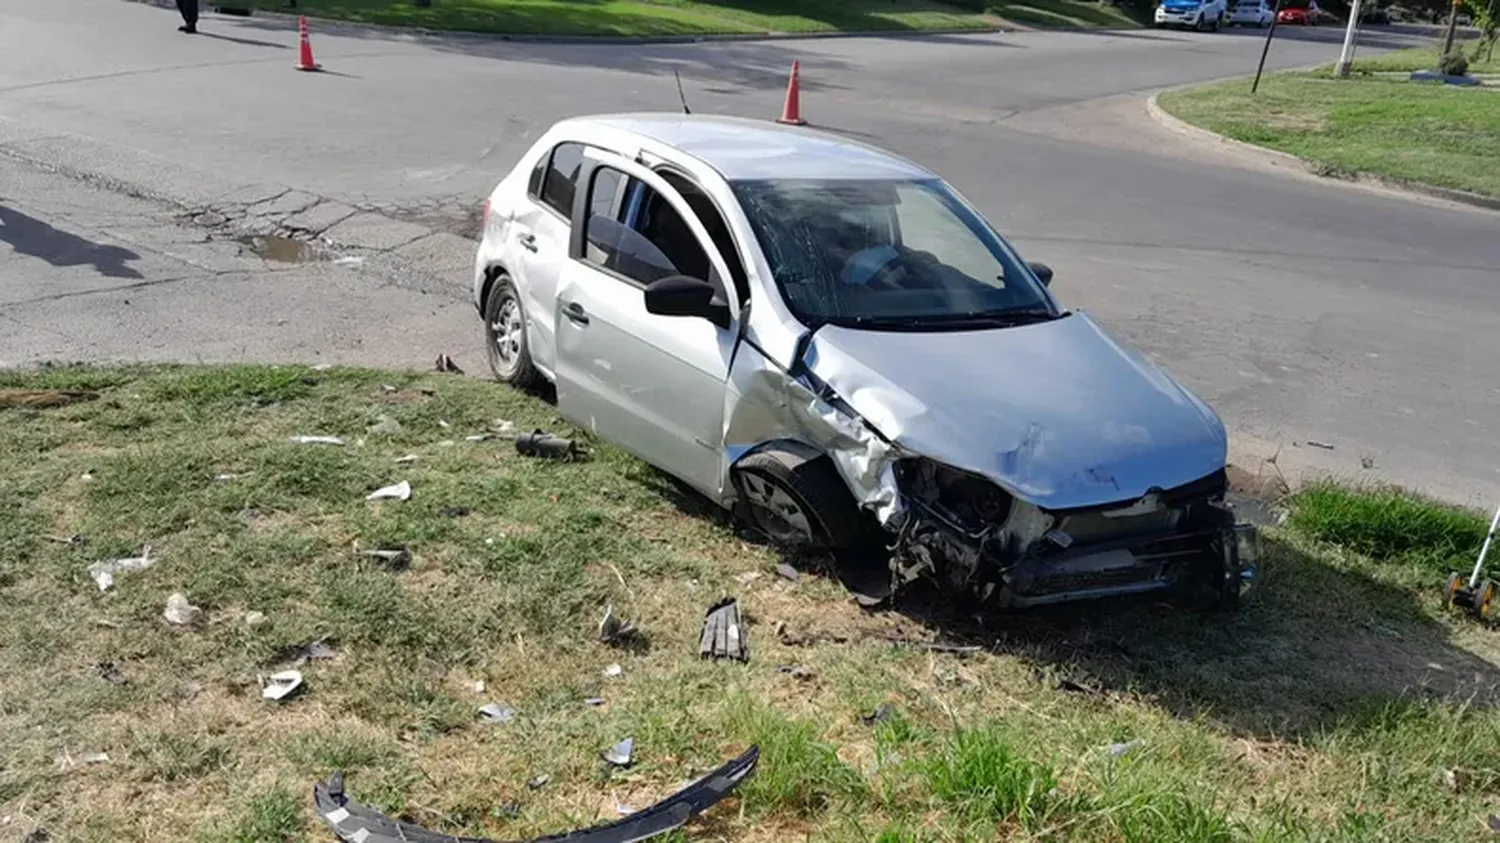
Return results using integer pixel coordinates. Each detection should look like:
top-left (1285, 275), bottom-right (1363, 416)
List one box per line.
top-left (518, 233), bottom-right (538, 253)
top-left (562, 301), bottom-right (590, 326)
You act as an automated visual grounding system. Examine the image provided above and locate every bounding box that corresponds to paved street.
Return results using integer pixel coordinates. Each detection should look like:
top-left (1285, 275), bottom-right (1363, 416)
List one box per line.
top-left (2, 1), bottom-right (1498, 505)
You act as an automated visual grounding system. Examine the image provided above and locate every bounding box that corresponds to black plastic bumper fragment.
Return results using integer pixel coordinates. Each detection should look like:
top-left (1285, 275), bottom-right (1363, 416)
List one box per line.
top-left (313, 745), bottom-right (759, 843)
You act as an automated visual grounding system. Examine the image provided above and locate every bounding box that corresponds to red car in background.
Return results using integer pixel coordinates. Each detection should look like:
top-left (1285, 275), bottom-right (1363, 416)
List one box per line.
top-left (1276, 1), bottom-right (1319, 22)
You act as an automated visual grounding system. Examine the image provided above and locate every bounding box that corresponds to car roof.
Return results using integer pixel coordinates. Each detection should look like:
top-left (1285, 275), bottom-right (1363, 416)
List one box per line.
top-left (558, 113), bottom-right (936, 182)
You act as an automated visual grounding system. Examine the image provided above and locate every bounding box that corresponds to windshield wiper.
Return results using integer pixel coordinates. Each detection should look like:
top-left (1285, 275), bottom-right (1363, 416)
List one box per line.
top-left (837, 309), bottom-right (1063, 330)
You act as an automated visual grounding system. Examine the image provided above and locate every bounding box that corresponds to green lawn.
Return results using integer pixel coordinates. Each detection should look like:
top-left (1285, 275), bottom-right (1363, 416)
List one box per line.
top-left (239, 0), bottom-right (1001, 36)
top-left (983, 0), bottom-right (1143, 28)
top-left (3, 364), bottom-right (1500, 841)
top-left (1335, 44), bottom-right (1499, 74)
top-left (1157, 67), bottom-right (1500, 199)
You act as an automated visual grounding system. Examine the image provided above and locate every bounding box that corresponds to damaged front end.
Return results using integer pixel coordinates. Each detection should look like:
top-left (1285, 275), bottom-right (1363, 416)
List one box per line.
top-left (887, 460), bottom-right (1259, 610)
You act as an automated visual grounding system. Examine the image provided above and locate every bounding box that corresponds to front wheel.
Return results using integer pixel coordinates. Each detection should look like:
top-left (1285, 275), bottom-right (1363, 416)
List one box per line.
top-left (482, 272), bottom-right (543, 389)
top-left (732, 449), bottom-right (863, 552)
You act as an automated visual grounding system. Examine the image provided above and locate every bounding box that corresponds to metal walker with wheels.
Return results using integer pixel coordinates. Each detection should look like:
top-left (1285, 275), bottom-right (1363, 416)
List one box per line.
top-left (1445, 503), bottom-right (1500, 622)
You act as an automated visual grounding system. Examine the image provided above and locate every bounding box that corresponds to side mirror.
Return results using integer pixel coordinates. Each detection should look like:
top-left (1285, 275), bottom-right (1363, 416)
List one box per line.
top-left (644, 275), bottom-right (730, 328)
top-left (1029, 262), bottom-right (1054, 287)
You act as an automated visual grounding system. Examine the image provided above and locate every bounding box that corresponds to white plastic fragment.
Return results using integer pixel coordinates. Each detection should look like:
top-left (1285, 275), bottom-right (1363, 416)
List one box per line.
top-left (366, 481), bottom-right (411, 501)
top-left (262, 670), bottom-right (304, 702)
top-left (603, 737), bottom-right (634, 767)
top-left (473, 680), bottom-right (486, 693)
top-left (395, 454), bottom-right (419, 464)
top-left (89, 546), bottom-right (157, 591)
top-left (163, 592), bottom-right (201, 626)
top-left (289, 435), bottom-right (345, 446)
top-left (368, 415), bottom-right (402, 435)
top-left (1109, 740), bottom-right (1144, 757)
top-left (311, 364), bottom-right (334, 371)
top-left (245, 611), bottom-right (270, 630)
top-left (478, 703), bottom-right (517, 724)
top-left (602, 663), bottom-right (623, 678)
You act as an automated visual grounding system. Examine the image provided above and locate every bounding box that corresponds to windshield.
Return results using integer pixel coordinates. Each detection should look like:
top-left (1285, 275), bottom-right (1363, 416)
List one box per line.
top-left (731, 178), bottom-right (1056, 330)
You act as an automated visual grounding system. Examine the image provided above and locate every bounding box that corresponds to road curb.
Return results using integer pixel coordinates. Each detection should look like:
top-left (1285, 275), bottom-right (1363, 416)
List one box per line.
top-left (1145, 89), bottom-right (1500, 213)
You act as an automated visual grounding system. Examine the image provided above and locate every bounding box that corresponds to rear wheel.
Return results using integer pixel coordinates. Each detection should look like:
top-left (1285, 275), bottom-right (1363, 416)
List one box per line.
top-left (483, 272), bottom-right (542, 389)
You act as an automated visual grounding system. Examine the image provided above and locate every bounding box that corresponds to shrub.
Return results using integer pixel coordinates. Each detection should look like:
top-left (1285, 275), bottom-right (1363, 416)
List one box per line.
top-left (1438, 50), bottom-right (1469, 76)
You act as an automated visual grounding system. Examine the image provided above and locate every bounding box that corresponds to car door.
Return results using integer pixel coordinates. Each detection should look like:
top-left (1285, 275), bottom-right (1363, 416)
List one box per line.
top-left (552, 149), bottom-right (741, 499)
top-left (508, 141), bottom-right (587, 376)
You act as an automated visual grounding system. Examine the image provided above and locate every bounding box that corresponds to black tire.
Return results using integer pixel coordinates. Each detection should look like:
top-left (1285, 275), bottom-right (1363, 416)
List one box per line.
top-left (732, 448), bottom-right (863, 551)
top-left (482, 272), bottom-right (542, 389)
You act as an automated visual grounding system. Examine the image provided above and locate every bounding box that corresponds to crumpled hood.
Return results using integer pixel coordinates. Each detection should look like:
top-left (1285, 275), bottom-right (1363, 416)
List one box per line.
top-left (802, 311), bottom-right (1228, 511)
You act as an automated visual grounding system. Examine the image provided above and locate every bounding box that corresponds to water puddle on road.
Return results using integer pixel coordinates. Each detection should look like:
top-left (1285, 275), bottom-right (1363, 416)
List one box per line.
top-left (240, 234), bottom-right (320, 263)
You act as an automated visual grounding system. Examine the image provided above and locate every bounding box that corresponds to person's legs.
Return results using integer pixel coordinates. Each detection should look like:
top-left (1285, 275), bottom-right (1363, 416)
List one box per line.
top-left (176, 0), bottom-right (199, 32)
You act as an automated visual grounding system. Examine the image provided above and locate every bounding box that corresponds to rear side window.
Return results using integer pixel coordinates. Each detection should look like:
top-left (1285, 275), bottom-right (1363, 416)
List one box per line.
top-left (540, 142), bottom-right (585, 217)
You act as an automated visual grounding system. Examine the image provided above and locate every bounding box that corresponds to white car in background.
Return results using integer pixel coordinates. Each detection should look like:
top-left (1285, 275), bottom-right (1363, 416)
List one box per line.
top-left (1226, 0), bottom-right (1274, 25)
top-left (1155, 0), bottom-right (1228, 29)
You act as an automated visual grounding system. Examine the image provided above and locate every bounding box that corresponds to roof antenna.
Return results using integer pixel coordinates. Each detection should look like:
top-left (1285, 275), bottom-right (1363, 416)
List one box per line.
top-left (674, 69), bottom-right (692, 115)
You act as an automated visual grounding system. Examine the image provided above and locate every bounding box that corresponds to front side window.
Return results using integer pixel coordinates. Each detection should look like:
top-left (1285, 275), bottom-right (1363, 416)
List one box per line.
top-left (730, 178), bottom-right (1054, 331)
top-left (582, 167), bottom-right (721, 294)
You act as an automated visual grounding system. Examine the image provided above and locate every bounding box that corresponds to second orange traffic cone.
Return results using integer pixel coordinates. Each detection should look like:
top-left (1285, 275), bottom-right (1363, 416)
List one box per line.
top-left (777, 60), bottom-right (807, 125)
top-left (296, 16), bottom-right (323, 72)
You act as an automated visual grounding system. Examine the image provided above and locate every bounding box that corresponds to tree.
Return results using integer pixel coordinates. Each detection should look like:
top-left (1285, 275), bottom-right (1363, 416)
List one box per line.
top-left (1474, 0), bottom-right (1498, 62)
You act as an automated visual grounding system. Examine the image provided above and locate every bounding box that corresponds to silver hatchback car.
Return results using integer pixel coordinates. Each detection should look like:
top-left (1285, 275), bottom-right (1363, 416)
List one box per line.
top-left (472, 114), bottom-right (1257, 612)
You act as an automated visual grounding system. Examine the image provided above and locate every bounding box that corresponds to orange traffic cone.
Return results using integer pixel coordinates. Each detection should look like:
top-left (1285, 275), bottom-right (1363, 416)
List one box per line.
top-left (777, 60), bottom-right (807, 125)
top-left (296, 16), bottom-right (323, 72)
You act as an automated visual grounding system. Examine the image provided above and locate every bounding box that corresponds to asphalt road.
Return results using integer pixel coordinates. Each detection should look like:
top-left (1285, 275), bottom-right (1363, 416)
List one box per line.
top-left (2, 1), bottom-right (1498, 506)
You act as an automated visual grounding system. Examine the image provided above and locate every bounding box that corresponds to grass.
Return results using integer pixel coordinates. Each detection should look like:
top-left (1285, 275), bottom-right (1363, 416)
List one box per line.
top-left (234, 0), bottom-right (1002, 37)
top-left (981, 0), bottom-right (1144, 28)
top-left (1156, 60), bottom-right (1500, 199)
top-left (2, 363), bottom-right (1500, 841)
top-left (1337, 44), bottom-right (1499, 74)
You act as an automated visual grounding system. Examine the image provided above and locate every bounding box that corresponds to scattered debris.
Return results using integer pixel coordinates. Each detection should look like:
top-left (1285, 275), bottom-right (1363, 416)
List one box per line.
top-left (1109, 740), bottom-right (1144, 758)
top-left (492, 419), bottom-right (517, 436)
top-left (214, 473), bottom-right (244, 482)
top-left (96, 662), bottom-right (127, 685)
top-left (439, 505), bottom-right (471, 518)
top-left (1443, 768), bottom-right (1470, 793)
top-left (584, 697), bottom-right (607, 707)
top-left (1305, 440), bottom-right (1335, 450)
top-left (1489, 814), bottom-right (1500, 833)
top-left (44, 533), bottom-right (85, 545)
top-left (1057, 678), bottom-right (1097, 695)
top-left (603, 738), bottom-right (635, 767)
top-left (528, 774), bottom-right (550, 790)
top-left (360, 547), bottom-right (412, 569)
top-left (465, 433), bottom-right (492, 442)
top-left (598, 605), bottom-right (637, 645)
top-left (774, 563), bottom-right (800, 583)
top-left (245, 611), bottom-right (270, 630)
top-left (777, 665), bottom-right (815, 681)
top-left (366, 481), bottom-right (411, 501)
top-left (0, 388), bottom-right (99, 409)
top-left (438, 419), bottom-right (451, 429)
top-left (473, 680), bottom-right (486, 693)
top-left (163, 592), bottom-right (202, 626)
top-left (478, 703), bottom-right (517, 724)
top-left (1361, 455), bottom-right (1376, 470)
top-left (289, 639), bottom-right (338, 665)
top-left (368, 415), bottom-right (402, 435)
top-left (394, 454), bottom-right (419, 464)
top-left (515, 429), bottom-right (583, 461)
top-left (434, 354), bottom-right (464, 374)
top-left (881, 637), bottom-right (983, 657)
top-left (57, 751), bottom-right (111, 770)
top-left (861, 703), bottom-right (896, 727)
top-left (699, 598), bottom-right (749, 663)
top-left (313, 746), bottom-right (759, 843)
top-left (734, 571), bottom-right (763, 585)
top-left (289, 435), bottom-right (345, 446)
top-left (89, 546), bottom-right (157, 591)
top-left (262, 670), bottom-right (304, 702)
top-left (380, 384), bottom-right (399, 394)
top-left (311, 364), bottom-right (335, 372)
top-left (602, 663), bottom-right (624, 679)
top-left (22, 829), bottom-right (51, 843)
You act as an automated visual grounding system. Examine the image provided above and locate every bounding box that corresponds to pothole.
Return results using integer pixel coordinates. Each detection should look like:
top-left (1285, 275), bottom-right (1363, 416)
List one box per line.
top-left (238, 234), bottom-right (324, 263)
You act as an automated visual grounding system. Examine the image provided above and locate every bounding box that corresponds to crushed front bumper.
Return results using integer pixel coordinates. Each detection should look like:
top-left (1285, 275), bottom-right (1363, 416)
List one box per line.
top-left (313, 745), bottom-right (759, 843)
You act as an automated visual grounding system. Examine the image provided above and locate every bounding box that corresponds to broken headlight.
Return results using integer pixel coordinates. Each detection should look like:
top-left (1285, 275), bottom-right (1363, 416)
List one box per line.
top-left (894, 458), bottom-right (1014, 535)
